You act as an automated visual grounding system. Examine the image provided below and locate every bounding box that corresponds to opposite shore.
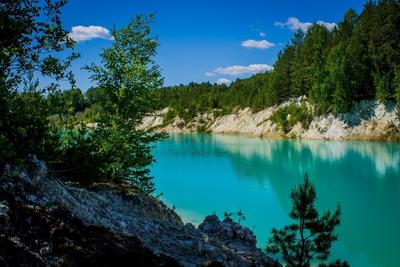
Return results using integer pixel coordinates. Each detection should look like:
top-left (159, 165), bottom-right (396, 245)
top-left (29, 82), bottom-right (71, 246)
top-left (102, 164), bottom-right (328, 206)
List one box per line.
top-left (140, 98), bottom-right (400, 142)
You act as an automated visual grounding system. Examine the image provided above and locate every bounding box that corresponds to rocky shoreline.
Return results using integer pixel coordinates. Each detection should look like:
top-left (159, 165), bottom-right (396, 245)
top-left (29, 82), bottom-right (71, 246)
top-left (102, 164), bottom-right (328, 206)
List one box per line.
top-left (140, 99), bottom-right (400, 142)
top-left (0, 155), bottom-right (279, 267)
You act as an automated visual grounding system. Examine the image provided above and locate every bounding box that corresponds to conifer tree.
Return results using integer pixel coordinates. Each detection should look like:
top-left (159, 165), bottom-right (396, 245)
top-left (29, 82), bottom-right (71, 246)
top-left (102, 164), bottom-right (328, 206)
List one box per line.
top-left (267, 173), bottom-right (346, 267)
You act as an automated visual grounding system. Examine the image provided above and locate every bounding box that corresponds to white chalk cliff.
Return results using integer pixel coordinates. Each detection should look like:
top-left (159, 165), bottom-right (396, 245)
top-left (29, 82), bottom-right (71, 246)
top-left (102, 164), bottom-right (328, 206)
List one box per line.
top-left (140, 98), bottom-right (400, 141)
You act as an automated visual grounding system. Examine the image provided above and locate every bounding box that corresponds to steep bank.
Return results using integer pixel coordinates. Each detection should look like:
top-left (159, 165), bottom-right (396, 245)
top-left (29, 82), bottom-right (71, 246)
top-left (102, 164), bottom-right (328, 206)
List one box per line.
top-left (0, 156), bottom-right (279, 267)
top-left (140, 99), bottom-right (400, 142)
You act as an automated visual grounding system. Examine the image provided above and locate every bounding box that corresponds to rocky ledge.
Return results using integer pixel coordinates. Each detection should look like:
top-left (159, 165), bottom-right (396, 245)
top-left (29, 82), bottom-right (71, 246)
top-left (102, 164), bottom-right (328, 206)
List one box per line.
top-left (0, 155), bottom-right (279, 267)
top-left (140, 98), bottom-right (400, 142)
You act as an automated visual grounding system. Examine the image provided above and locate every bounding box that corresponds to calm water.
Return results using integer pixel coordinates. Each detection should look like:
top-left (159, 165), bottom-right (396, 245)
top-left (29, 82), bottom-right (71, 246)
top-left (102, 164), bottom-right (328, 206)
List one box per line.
top-left (151, 133), bottom-right (400, 267)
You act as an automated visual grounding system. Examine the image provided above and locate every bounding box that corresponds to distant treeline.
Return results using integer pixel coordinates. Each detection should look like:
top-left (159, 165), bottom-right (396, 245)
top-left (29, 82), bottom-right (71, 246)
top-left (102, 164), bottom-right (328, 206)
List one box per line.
top-left (155, 0), bottom-right (400, 116)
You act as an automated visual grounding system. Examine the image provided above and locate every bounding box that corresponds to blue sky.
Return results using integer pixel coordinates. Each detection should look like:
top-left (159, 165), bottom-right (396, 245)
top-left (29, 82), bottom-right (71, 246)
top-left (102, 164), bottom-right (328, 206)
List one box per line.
top-left (61, 0), bottom-right (367, 90)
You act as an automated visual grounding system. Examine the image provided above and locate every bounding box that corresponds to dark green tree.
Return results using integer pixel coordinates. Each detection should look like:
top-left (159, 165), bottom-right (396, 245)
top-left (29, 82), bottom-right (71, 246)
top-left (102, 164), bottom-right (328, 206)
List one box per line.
top-left (0, 0), bottom-right (77, 163)
top-left (306, 25), bottom-right (333, 112)
top-left (267, 173), bottom-right (345, 267)
top-left (271, 45), bottom-right (295, 101)
top-left (0, 0), bottom-right (77, 89)
top-left (346, 22), bottom-right (374, 101)
top-left (325, 43), bottom-right (354, 114)
top-left (290, 29), bottom-right (306, 97)
top-left (360, 0), bottom-right (400, 103)
top-left (374, 72), bottom-right (392, 104)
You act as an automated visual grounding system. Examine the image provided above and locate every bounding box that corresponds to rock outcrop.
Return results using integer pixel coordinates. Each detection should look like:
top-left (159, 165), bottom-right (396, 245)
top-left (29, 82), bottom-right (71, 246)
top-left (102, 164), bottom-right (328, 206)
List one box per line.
top-left (140, 99), bottom-right (400, 142)
top-left (0, 156), bottom-right (279, 267)
top-left (0, 195), bottom-right (180, 267)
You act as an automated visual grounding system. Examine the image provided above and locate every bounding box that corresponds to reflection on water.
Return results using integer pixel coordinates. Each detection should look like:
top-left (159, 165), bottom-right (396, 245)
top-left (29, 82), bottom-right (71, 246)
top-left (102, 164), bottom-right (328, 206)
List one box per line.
top-left (151, 133), bottom-right (400, 267)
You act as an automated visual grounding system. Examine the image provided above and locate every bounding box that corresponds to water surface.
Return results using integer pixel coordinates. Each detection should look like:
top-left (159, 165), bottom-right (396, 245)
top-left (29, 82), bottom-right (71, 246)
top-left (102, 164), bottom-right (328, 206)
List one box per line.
top-left (151, 133), bottom-right (400, 267)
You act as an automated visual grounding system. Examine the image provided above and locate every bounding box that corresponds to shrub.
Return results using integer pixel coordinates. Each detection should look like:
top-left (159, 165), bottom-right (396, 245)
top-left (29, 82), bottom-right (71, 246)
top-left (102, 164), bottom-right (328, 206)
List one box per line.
top-left (270, 103), bottom-right (313, 133)
top-left (48, 129), bottom-right (101, 183)
top-left (163, 109), bottom-right (177, 124)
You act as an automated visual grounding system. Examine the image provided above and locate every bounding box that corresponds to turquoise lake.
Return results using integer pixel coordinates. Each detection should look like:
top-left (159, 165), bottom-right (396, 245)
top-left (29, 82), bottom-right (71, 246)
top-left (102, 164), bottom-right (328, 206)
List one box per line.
top-left (151, 133), bottom-right (400, 267)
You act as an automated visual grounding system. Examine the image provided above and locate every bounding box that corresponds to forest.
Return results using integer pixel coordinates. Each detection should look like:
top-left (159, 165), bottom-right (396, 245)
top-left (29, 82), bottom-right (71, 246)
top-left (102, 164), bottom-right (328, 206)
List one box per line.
top-left (154, 0), bottom-right (400, 117)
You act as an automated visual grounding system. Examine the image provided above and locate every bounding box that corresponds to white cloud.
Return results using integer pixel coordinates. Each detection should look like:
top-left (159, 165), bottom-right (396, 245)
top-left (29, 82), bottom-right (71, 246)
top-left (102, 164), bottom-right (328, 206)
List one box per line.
top-left (259, 32), bottom-right (266, 37)
top-left (241, 39), bottom-right (275, 49)
top-left (68, 25), bottom-right (113, 42)
top-left (213, 64), bottom-right (273, 76)
top-left (216, 78), bottom-right (231, 85)
top-left (275, 17), bottom-right (312, 32)
top-left (316, 20), bottom-right (337, 31)
top-left (205, 72), bottom-right (215, 77)
top-left (275, 17), bottom-right (337, 32)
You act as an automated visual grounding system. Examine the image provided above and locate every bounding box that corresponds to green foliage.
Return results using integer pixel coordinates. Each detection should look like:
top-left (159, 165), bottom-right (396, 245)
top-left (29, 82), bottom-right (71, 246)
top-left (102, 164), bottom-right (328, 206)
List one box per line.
top-left (270, 103), bottom-right (313, 133)
top-left (163, 109), bottom-right (177, 124)
top-left (46, 88), bottom-right (90, 129)
top-left (156, 73), bottom-right (273, 116)
top-left (393, 66), bottom-right (400, 106)
top-left (306, 25), bottom-right (333, 113)
top-left (1, 0), bottom-right (165, 194)
top-left (0, 0), bottom-right (77, 164)
top-left (267, 173), bottom-right (345, 267)
top-left (49, 129), bottom-right (100, 183)
top-left (196, 124), bottom-right (209, 133)
top-left (179, 105), bottom-right (197, 123)
top-left (47, 88), bottom-right (99, 129)
top-left (48, 88), bottom-right (87, 115)
top-left (374, 72), bottom-right (391, 104)
top-left (0, 0), bottom-right (78, 89)
top-left (362, 0), bottom-right (400, 100)
top-left (325, 44), bottom-right (354, 114)
top-left (1, 75), bottom-right (54, 162)
top-left (85, 15), bottom-right (165, 193)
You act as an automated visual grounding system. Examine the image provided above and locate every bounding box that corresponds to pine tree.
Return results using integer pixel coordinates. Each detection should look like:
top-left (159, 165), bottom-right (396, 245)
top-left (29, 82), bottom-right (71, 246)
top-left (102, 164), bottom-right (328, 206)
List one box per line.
top-left (271, 46), bottom-right (295, 101)
top-left (326, 44), bottom-right (353, 114)
top-left (290, 30), bottom-right (306, 97)
top-left (305, 25), bottom-right (333, 112)
top-left (267, 173), bottom-right (345, 267)
top-left (374, 72), bottom-right (391, 104)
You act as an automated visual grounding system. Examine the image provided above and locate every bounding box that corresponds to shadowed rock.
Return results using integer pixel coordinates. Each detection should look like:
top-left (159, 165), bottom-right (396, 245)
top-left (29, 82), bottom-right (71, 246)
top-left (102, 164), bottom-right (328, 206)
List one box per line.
top-left (0, 156), bottom-right (280, 267)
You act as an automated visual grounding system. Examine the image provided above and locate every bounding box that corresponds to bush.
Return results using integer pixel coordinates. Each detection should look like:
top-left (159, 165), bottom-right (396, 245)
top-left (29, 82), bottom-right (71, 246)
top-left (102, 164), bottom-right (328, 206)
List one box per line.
top-left (48, 129), bottom-right (101, 183)
top-left (270, 103), bottom-right (313, 133)
top-left (163, 109), bottom-right (177, 124)
top-left (0, 90), bottom-right (50, 163)
top-left (176, 105), bottom-right (197, 123)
